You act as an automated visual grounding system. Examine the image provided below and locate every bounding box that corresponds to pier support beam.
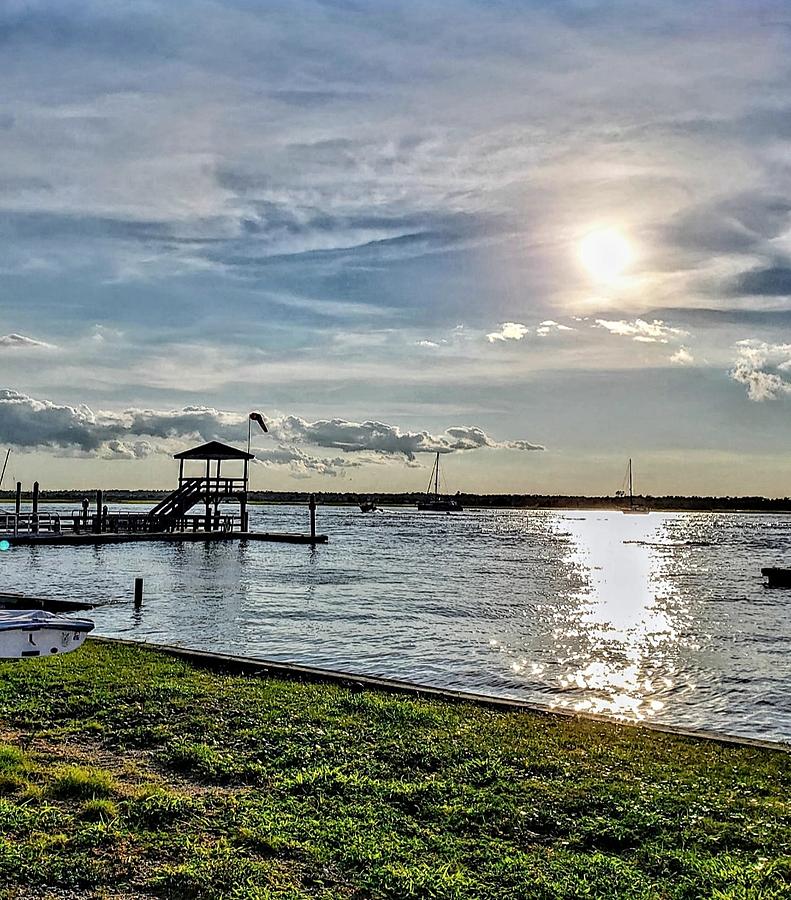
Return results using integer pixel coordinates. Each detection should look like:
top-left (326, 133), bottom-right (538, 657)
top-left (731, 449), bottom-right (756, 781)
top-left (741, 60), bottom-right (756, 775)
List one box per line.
top-left (14, 482), bottom-right (21, 536)
top-left (31, 481), bottom-right (39, 534)
top-left (95, 490), bottom-right (103, 534)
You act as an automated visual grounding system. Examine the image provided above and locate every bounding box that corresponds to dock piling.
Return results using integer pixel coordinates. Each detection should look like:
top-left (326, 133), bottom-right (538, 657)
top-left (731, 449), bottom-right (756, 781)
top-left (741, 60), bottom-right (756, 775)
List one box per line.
top-left (309, 494), bottom-right (316, 542)
top-left (31, 482), bottom-right (39, 534)
top-left (134, 577), bottom-right (143, 607)
top-left (14, 482), bottom-right (20, 536)
top-left (95, 490), bottom-right (103, 534)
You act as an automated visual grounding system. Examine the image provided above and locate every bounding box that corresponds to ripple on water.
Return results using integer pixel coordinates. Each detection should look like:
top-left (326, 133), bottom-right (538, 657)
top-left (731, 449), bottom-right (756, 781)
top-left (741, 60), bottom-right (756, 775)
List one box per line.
top-left (0, 505), bottom-right (789, 741)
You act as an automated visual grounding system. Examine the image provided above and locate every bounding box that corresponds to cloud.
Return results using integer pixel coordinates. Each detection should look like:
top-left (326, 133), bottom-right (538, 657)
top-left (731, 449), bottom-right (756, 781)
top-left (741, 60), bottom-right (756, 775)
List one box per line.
top-left (595, 319), bottom-right (688, 344)
top-left (101, 440), bottom-right (157, 460)
top-left (730, 340), bottom-right (791, 401)
top-left (0, 333), bottom-right (53, 349)
top-left (0, 389), bottom-right (122, 452)
top-left (0, 391), bottom-right (544, 465)
top-left (536, 320), bottom-right (573, 337)
top-left (728, 265), bottom-right (791, 298)
top-left (269, 415), bottom-right (544, 459)
top-left (669, 346), bottom-right (694, 365)
top-left (254, 445), bottom-right (361, 478)
top-left (486, 322), bottom-right (529, 343)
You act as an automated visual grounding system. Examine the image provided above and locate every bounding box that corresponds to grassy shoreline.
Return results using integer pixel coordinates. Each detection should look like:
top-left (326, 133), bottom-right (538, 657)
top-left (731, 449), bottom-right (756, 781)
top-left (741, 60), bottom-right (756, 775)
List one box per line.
top-left (0, 642), bottom-right (788, 899)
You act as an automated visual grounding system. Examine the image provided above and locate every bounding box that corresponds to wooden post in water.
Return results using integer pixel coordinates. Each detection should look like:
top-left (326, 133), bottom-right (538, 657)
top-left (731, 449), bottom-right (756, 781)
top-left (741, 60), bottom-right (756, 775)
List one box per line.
top-left (204, 458), bottom-right (211, 532)
top-left (309, 494), bottom-right (316, 542)
top-left (95, 490), bottom-right (103, 534)
top-left (134, 577), bottom-right (143, 608)
top-left (31, 481), bottom-right (39, 534)
top-left (14, 482), bottom-right (21, 536)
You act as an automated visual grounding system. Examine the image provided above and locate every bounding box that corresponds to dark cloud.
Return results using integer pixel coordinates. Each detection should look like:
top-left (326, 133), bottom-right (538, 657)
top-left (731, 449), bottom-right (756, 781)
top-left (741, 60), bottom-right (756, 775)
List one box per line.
top-left (658, 195), bottom-right (791, 260)
top-left (0, 391), bottom-right (544, 466)
top-left (728, 265), bottom-right (791, 298)
top-left (272, 415), bottom-right (544, 459)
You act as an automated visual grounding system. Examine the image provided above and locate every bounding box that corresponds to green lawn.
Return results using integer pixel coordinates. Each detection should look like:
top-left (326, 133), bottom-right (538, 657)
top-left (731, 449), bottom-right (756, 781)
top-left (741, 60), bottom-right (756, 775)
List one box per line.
top-left (0, 642), bottom-right (788, 899)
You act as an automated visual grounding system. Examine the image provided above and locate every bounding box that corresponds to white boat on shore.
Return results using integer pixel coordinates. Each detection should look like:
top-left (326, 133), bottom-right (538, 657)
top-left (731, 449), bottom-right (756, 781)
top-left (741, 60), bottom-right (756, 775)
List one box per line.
top-left (0, 609), bottom-right (94, 659)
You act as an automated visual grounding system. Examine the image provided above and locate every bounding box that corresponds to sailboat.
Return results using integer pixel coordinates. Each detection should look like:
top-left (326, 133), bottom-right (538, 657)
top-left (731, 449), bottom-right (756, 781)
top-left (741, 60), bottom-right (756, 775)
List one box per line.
top-left (416, 452), bottom-right (463, 512)
top-left (621, 458), bottom-right (649, 514)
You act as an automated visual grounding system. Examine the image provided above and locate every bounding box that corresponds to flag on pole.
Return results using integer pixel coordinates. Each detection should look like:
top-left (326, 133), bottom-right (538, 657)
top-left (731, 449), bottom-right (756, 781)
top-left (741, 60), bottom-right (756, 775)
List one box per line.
top-left (249, 412), bottom-right (268, 433)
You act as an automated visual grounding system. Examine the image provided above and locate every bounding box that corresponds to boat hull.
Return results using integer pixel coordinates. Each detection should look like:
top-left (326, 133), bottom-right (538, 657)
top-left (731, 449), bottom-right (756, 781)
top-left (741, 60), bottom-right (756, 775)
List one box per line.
top-left (416, 500), bottom-right (463, 512)
top-left (762, 567), bottom-right (791, 588)
top-left (0, 610), bottom-right (94, 659)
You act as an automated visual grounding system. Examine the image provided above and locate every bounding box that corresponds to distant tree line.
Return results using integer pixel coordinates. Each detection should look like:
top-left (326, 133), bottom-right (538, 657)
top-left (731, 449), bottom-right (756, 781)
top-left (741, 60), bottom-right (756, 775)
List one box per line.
top-left (3, 488), bottom-right (791, 512)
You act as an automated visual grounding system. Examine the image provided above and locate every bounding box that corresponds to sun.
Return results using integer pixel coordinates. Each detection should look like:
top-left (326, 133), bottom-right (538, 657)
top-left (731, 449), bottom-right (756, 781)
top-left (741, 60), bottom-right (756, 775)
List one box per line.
top-left (578, 228), bottom-right (634, 283)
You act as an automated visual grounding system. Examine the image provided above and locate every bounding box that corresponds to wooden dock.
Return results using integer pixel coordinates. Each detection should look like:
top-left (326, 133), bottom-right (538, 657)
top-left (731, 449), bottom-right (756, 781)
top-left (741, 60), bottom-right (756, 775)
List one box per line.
top-left (0, 530), bottom-right (327, 547)
top-left (0, 591), bottom-right (94, 612)
top-left (2, 441), bottom-right (327, 547)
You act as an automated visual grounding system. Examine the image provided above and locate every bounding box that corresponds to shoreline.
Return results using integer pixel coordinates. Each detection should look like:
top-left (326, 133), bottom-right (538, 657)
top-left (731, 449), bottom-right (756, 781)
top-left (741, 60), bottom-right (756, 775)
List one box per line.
top-left (6, 494), bottom-right (791, 514)
top-left (93, 636), bottom-right (790, 753)
top-left (0, 640), bottom-right (788, 898)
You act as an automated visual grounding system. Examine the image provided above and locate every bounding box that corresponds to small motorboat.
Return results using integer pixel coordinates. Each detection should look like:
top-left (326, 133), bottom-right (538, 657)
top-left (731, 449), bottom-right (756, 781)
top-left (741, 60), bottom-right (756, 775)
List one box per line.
top-left (761, 567), bottom-right (791, 588)
top-left (0, 609), bottom-right (94, 659)
top-left (359, 498), bottom-right (378, 513)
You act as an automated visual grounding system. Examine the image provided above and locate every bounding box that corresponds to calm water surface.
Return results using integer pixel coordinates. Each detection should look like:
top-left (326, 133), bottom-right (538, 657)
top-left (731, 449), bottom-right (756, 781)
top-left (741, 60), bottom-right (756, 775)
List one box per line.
top-left (1, 504), bottom-right (789, 742)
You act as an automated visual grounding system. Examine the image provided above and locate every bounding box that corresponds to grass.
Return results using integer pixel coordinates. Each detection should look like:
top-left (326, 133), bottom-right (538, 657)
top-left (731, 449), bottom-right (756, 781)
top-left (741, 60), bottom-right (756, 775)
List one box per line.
top-left (0, 642), bottom-right (787, 899)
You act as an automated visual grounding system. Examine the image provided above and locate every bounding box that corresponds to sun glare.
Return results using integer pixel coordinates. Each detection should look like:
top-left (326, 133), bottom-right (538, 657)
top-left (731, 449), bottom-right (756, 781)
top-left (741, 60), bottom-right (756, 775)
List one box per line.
top-left (578, 228), bottom-right (634, 282)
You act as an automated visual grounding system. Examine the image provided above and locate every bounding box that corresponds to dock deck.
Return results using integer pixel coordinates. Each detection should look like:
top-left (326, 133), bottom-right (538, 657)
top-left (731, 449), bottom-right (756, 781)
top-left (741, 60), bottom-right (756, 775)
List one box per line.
top-left (0, 530), bottom-right (327, 547)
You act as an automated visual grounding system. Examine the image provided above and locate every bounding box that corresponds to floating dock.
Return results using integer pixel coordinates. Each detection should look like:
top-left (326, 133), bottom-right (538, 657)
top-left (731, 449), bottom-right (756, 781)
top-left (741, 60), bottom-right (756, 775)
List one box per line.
top-left (0, 530), bottom-right (327, 547)
top-left (0, 591), bottom-right (94, 612)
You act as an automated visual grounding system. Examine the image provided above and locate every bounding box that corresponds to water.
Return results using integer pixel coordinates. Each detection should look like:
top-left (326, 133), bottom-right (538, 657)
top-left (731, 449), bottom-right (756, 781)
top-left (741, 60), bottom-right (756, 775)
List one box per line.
top-left (1, 504), bottom-right (789, 742)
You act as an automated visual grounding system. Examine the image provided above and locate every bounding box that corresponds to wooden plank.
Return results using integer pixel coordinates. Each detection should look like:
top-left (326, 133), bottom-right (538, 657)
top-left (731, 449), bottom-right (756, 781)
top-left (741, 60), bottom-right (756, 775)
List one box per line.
top-left (0, 591), bottom-right (94, 612)
top-left (0, 530), bottom-right (328, 547)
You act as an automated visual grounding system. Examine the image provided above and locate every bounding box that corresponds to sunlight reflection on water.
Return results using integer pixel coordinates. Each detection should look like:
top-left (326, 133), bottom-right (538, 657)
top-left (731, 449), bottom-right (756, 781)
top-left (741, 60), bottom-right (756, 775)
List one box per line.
top-left (0, 504), bottom-right (789, 740)
top-left (550, 514), bottom-right (689, 720)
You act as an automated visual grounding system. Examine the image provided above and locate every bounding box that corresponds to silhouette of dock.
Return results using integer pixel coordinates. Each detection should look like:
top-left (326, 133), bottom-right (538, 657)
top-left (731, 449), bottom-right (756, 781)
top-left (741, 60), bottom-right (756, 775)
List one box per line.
top-left (0, 441), bottom-right (327, 547)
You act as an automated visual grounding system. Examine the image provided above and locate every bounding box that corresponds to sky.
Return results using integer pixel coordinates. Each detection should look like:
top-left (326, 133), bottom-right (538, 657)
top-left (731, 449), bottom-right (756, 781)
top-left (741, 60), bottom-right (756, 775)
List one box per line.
top-left (2, 0), bottom-right (791, 495)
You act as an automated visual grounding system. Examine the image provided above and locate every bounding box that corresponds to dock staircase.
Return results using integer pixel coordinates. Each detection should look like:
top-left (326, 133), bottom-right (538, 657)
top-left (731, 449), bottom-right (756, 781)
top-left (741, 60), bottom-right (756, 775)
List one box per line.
top-left (147, 475), bottom-right (248, 531)
top-left (145, 440), bottom-right (254, 533)
top-left (147, 478), bottom-right (205, 528)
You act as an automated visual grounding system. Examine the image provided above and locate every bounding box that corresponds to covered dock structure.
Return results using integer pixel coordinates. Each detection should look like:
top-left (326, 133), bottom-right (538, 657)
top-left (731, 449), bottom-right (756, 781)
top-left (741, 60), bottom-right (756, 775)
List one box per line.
top-left (0, 441), bottom-right (326, 545)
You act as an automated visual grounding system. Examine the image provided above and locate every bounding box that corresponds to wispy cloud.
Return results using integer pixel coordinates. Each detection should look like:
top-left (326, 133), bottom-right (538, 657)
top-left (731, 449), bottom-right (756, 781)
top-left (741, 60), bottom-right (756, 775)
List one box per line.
top-left (536, 320), bottom-right (573, 337)
top-left (595, 319), bottom-right (688, 344)
top-left (0, 333), bottom-right (54, 349)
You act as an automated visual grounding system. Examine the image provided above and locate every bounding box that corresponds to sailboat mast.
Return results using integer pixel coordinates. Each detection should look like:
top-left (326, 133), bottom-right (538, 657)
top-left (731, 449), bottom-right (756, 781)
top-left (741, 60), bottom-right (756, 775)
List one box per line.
top-left (628, 458), bottom-right (633, 506)
top-left (434, 451), bottom-right (440, 497)
top-left (0, 449), bottom-right (9, 491)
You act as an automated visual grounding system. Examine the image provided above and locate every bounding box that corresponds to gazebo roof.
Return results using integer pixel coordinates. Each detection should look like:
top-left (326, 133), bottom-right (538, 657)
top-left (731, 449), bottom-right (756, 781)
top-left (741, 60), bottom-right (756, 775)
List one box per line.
top-left (173, 441), bottom-right (254, 461)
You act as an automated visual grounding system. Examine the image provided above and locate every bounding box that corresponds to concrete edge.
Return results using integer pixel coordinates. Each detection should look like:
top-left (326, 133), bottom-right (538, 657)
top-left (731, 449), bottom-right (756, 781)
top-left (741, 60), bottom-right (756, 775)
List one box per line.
top-left (90, 636), bottom-right (789, 754)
